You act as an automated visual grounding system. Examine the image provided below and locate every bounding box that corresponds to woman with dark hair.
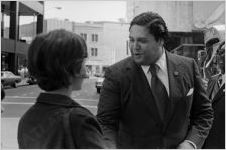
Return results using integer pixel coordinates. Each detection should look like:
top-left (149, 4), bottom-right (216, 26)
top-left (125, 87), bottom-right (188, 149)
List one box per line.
top-left (17, 29), bottom-right (106, 149)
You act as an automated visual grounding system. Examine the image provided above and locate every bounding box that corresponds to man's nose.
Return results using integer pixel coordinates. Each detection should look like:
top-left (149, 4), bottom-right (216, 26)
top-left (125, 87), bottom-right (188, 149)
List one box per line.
top-left (133, 41), bottom-right (140, 50)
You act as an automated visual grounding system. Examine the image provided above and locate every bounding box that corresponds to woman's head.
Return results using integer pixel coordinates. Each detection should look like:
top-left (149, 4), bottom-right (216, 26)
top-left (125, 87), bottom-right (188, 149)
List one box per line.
top-left (28, 29), bottom-right (87, 91)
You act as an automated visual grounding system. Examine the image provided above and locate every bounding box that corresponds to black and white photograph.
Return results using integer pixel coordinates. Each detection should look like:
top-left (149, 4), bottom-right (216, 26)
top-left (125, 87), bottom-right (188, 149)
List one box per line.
top-left (1, 0), bottom-right (225, 149)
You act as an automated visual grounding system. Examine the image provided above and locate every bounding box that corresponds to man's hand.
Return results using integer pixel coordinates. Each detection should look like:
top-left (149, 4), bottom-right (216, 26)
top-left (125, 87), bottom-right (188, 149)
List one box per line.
top-left (177, 141), bottom-right (195, 149)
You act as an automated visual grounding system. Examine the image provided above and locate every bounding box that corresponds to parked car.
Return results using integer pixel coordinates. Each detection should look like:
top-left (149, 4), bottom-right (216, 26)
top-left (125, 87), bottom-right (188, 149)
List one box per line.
top-left (1, 71), bottom-right (22, 88)
top-left (95, 77), bottom-right (104, 93)
top-left (26, 76), bottom-right (37, 85)
top-left (94, 73), bottom-right (103, 77)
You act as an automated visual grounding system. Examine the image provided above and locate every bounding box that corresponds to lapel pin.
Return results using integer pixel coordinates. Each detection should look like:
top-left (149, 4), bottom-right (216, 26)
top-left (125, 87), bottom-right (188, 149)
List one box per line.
top-left (174, 71), bottom-right (179, 76)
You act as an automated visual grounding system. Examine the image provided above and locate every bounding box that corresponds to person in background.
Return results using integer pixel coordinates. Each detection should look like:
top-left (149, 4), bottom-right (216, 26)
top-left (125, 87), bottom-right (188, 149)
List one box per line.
top-left (97, 11), bottom-right (213, 149)
top-left (17, 29), bottom-right (106, 149)
top-left (203, 42), bottom-right (225, 149)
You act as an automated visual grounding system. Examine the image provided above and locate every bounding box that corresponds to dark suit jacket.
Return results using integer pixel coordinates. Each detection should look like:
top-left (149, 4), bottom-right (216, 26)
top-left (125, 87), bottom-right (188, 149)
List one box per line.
top-left (18, 93), bottom-right (106, 149)
top-left (97, 51), bottom-right (213, 149)
top-left (203, 75), bottom-right (225, 149)
top-left (207, 74), bottom-right (222, 100)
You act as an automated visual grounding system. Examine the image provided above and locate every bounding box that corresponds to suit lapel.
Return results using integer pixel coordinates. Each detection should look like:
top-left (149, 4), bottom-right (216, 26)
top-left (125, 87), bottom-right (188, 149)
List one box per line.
top-left (126, 59), bottom-right (162, 123)
top-left (164, 52), bottom-right (184, 129)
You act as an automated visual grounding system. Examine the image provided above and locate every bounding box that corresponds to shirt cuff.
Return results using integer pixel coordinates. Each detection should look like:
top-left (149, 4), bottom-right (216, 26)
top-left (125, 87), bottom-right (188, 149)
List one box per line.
top-left (184, 140), bottom-right (197, 149)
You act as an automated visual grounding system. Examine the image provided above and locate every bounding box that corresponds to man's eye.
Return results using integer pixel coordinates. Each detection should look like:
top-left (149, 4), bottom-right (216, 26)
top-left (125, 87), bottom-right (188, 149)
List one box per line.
top-left (129, 39), bottom-right (134, 42)
top-left (139, 39), bottom-right (148, 43)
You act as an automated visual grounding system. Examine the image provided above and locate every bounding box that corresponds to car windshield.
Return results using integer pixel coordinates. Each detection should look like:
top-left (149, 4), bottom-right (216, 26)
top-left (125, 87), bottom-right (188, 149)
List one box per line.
top-left (3, 72), bottom-right (14, 77)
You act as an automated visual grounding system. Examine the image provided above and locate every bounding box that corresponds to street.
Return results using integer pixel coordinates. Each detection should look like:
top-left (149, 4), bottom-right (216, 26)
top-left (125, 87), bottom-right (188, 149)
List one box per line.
top-left (1, 78), bottom-right (100, 149)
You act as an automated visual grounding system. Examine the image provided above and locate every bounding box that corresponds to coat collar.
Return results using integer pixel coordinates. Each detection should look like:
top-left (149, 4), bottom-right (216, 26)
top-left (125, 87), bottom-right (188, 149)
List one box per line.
top-left (164, 51), bottom-right (183, 127)
top-left (125, 51), bottom-right (182, 71)
top-left (165, 51), bottom-right (184, 98)
top-left (36, 92), bottom-right (80, 107)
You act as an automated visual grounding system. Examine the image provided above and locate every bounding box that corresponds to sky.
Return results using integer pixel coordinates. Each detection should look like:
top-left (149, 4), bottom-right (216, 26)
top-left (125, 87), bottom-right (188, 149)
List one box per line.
top-left (44, 1), bottom-right (126, 23)
top-left (18, 1), bottom-right (127, 24)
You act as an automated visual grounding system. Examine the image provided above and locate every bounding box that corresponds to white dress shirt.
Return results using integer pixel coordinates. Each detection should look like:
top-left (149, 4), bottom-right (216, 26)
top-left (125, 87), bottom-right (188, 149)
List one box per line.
top-left (141, 50), bottom-right (169, 96)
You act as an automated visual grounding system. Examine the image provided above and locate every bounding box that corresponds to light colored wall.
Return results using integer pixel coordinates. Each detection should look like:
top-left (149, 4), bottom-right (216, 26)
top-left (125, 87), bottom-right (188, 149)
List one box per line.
top-left (193, 1), bottom-right (225, 28)
top-left (126, 1), bottom-right (224, 32)
top-left (73, 22), bottom-right (130, 69)
top-left (46, 19), bottom-right (73, 32)
top-left (73, 23), bottom-right (104, 70)
top-left (20, 20), bottom-right (131, 74)
top-left (102, 22), bottom-right (130, 65)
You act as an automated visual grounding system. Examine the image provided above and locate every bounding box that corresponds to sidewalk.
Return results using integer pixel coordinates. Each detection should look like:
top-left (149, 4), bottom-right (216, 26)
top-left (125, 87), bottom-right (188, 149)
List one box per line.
top-left (1, 78), bottom-right (27, 149)
top-left (1, 118), bottom-right (19, 149)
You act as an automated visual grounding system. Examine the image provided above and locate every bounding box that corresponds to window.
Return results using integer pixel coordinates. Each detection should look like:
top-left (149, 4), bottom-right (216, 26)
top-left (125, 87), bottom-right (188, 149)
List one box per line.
top-left (95, 48), bottom-right (98, 56)
top-left (91, 48), bottom-right (98, 56)
top-left (91, 48), bottom-right (95, 56)
top-left (80, 33), bottom-right (87, 41)
top-left (92, 34), bottom-right (94, 42)
top-left (91, 34), bottom-right (98, 42)
top-left (95, 34), bottom-right (98, 42)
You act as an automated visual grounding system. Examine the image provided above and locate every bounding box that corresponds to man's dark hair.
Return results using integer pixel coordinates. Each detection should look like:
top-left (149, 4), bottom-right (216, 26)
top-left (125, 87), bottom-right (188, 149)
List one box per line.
top-left (28, 29), bottom-right (87, 91)
top-left (129, 11), bottom-right (169, 44)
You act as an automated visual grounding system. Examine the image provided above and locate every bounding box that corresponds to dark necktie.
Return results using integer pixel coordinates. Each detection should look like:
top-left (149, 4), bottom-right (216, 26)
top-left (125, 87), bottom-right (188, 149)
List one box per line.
top-left (149, 64), bottom-right (168, 120)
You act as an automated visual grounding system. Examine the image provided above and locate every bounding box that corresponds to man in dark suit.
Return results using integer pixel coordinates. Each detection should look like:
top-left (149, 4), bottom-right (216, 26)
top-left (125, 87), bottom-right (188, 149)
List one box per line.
top-left (203, 43), bottom-right (225, 149)
top-left (97, 11), bottom-right (213, 149)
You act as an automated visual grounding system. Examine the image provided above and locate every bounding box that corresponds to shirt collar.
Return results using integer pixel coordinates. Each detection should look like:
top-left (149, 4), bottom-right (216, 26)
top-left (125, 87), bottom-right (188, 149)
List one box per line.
top-left (141, 49), bottom-right (167, 73)
top-left (155, 49), bottom-right (167, 71)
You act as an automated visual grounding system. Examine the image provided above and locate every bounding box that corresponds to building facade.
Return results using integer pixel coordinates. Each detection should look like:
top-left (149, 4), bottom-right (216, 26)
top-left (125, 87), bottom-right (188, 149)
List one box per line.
top-left (73, 21), bottom-right (130, 75)
top-left (18, 19), bottom-right (130, 76)
top-left (1, 1), bottom-right (44, 74)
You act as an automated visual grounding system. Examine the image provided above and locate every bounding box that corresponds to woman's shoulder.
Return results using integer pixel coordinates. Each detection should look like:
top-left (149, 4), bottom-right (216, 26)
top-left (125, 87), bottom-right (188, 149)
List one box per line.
top-left (69, 106), bottom-right (96, 122)
top-left (69, 106), bottom-right (101, 133)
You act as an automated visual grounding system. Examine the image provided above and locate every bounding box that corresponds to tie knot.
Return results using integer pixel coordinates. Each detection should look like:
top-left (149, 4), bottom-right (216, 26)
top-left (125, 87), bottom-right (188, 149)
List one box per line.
top-left (149, 64), bottom-right (158, 76)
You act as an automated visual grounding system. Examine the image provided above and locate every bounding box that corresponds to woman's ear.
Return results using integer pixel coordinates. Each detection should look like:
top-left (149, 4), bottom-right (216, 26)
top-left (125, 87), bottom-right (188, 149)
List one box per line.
top-left (158, 39), bottom-right (164, 47)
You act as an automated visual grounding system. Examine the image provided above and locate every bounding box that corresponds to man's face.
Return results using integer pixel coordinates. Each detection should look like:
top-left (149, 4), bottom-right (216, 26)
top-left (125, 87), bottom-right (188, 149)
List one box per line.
top-left (129, 25), bottom-right (163, 65)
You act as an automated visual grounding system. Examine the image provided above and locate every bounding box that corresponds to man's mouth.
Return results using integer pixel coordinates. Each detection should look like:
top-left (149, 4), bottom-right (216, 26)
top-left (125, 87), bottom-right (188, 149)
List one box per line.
top-left (134, 53), bottom-right (144, 56)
